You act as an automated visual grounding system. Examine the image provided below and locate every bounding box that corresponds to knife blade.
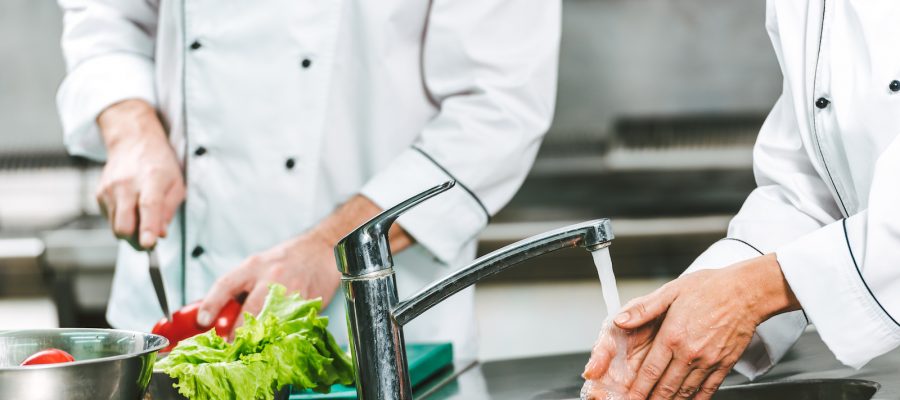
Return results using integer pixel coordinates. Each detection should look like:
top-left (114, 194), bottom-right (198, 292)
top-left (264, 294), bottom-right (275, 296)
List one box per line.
top-left (147, 250), bottom-right (171, 319)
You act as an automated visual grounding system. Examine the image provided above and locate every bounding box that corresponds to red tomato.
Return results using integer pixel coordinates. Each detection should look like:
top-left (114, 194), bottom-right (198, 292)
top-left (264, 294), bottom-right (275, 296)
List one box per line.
top-left (151, 317), bottom-right (172, 341)
top-left (21, 348), bottom-right (76, 366)
top-left (152, 298), bottom-right (243, 352)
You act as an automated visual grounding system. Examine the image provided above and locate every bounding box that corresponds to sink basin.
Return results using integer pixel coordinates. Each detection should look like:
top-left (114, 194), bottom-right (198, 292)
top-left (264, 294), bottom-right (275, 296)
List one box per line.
top-left (712, 379), bottom-right (880, 400)
top-left (531, 379), bottom-right (880, 400)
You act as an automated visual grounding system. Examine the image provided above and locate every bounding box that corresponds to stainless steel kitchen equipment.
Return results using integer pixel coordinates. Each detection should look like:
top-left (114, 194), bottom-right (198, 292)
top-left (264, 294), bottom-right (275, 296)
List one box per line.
top-left (425, 331), bottom-right (897, 400)
top-left (0, 236), bottom-right (46, 296)
top-left (0, 328), bottom-right (168, 400)
top-left (533, 379), bottom-right (880, 400)
top-left (335, 181), bottom-right (615, 399)
top-left (40, 216), bottom-right (118, 327)
top-left (713, 379), bottom-right (880, 400)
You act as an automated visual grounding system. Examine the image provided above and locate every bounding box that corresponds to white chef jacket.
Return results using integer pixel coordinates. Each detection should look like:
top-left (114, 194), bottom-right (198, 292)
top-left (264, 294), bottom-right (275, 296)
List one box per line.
top-left (56, 0), bottom-right (561, 360)
top-left (685, 0), bottom-right (900, 379)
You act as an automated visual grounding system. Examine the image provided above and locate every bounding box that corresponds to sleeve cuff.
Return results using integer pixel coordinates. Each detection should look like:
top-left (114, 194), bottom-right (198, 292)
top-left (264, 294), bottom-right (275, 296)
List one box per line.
top-left (733, 311), bottom-right (808, 379)
top-left (776, 217), bottom-right (900, 369)
top-left (686, 238), bottom-right (808, 380)
top-left (360, 148), bottom-right (489, 264)
top-left (57, 53), bottom-right (157, 161)
top-left (684, 238), bottom-right (763, 274)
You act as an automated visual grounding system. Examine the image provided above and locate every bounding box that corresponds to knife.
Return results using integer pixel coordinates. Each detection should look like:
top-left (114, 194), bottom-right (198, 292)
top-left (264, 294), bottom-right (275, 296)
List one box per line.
top-left (147, 250), bottom-right (171, 319)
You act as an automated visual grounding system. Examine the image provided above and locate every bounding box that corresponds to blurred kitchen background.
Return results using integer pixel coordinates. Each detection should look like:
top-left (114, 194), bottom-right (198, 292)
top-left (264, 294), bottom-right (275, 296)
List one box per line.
top-left (0, 0), bottom-right (779, 361)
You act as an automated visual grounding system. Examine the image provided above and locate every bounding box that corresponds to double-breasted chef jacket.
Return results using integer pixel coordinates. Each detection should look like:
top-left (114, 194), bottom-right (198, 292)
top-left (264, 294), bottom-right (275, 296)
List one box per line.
top-left (685, 0), bottom-right (900, 379)
top-left (56, 0), bottom-right (561, 359)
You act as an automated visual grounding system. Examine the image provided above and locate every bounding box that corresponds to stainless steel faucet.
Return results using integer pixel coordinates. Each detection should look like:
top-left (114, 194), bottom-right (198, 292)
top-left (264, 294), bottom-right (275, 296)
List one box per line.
top-left (335, 181), bottom-right (615, 399)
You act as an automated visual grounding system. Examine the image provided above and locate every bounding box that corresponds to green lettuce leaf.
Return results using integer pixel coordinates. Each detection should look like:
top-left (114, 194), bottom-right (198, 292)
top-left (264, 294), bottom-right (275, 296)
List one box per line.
top-left (156, 329), bottom-right (231, 367)
top-left (155, 284), bottom-right (355, 399)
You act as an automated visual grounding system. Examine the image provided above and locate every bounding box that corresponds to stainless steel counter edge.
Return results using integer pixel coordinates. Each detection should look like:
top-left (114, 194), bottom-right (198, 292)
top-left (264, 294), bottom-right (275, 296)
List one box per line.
top-left (422, 331), bottom-right (900, 399)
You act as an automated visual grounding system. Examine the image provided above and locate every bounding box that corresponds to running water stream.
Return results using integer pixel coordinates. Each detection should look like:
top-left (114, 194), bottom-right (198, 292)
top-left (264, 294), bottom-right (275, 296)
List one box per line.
top-left (581, 247), bottom-right (630, 400)
top-left (592, 247), bottom-right (620, 316)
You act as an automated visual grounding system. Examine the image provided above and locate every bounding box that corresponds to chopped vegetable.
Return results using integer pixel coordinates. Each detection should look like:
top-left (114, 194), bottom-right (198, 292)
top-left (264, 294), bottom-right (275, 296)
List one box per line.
top-left (155, 284), bottom-right (354, 400)
top-left (21, 348), bottom-right (76, 366)
top-left (152, 298), bottom-right (243, 353)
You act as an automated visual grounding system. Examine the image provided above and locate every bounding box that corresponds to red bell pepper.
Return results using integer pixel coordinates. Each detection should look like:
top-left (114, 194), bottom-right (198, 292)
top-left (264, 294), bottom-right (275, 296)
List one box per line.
top-left (152, 298), bottom-right (243, 352)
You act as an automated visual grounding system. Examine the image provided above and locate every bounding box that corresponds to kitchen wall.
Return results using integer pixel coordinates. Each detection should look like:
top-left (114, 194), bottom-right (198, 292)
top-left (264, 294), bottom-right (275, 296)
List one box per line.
top-left (0, 0), bottom-right (65, 154)
top-left (547, 0), bottom-right (779, 150)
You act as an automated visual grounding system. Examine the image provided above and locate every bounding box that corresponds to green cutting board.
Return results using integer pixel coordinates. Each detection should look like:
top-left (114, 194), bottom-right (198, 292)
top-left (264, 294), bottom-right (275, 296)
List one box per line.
top-left (290, 343), bottom-right (453, 399)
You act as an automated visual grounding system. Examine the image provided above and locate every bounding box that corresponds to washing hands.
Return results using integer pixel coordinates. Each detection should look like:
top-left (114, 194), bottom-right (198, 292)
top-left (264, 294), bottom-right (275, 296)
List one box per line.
top-left (581, 316), bottom-right (656, 399)
top-left (581, 254), bottom-right (801, 399)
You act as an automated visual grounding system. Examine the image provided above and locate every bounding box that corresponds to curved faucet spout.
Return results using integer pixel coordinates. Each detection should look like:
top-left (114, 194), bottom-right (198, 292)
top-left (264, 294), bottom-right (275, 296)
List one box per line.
top-left (338, 180), bottom-right (616, 399)
top-left (392, 218), bottom-right (613, 326)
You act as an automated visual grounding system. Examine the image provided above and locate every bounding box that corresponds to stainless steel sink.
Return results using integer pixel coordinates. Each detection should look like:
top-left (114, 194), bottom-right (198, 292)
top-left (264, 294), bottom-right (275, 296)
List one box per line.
top-left (423, 333), bottom-right (900, 400)
top-left (712, 379), bottom-right (880, 400)
top-left (531, 379), bottom-right (880, 400)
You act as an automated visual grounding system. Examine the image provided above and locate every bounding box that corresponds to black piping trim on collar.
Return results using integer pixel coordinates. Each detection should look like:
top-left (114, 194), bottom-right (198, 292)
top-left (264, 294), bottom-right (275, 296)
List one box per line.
top-left (411, 146), bottom-right (491, 223)
top-left (843, 218), bottom-right (900, 327)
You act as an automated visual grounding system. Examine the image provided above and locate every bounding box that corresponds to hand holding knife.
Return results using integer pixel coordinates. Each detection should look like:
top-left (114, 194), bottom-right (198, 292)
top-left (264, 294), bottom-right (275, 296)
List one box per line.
top-left (145, 246), bottom-right (244, 352)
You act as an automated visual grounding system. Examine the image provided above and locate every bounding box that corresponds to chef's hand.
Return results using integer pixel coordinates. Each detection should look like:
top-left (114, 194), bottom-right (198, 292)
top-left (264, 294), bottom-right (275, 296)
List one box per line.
top-left (96, 99), bottom-right (185, 250)
top-left (588, 254), bottom-right (801, 400)
top-left (197, 195), bottom-right (413, 328)
top-left (582, 317), bottom-right (659, 399)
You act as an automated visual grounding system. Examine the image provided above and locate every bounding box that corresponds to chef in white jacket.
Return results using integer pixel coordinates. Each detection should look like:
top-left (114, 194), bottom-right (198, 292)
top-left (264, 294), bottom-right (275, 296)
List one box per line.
top-left (583, 1), bottom-right (900, 398)
top-left (56, 0), bottom-right (560, 360)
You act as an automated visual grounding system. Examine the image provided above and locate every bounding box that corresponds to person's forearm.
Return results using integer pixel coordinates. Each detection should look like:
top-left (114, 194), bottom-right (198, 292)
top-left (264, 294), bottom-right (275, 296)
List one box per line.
top-left (97, 99), bottom-right (163, 150)
top-left (737, 253), bottom-right (803, 324)
top-left (312, 195), bottom-right (414, 251)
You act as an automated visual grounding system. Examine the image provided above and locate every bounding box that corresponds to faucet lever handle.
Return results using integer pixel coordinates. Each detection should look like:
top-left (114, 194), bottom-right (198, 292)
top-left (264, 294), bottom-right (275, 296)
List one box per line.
top-left (373, 180), bottom-right (456, 233)
top-left (335, 180), bottom-right (456, 277)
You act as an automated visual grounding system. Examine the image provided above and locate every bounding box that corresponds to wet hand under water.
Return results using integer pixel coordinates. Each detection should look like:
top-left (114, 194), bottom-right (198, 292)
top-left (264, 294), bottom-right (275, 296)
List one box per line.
top-left (581, 254), bottom-right (801, 400)
top-left (581, 317), bottom-right (659, 400)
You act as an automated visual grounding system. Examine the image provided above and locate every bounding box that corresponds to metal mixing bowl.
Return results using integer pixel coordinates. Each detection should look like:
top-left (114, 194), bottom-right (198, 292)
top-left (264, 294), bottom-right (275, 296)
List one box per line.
top-left (0, 328), bottom-right (168, 400)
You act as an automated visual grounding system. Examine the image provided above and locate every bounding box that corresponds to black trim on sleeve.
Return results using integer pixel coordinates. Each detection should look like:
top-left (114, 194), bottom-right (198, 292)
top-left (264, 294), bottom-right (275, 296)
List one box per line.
top-left (411, 146), bottom-right (491, 222)
top-left (843, 218), bottom-right (900, 327)
top-left (721, 237), bottom-right (764, 255)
